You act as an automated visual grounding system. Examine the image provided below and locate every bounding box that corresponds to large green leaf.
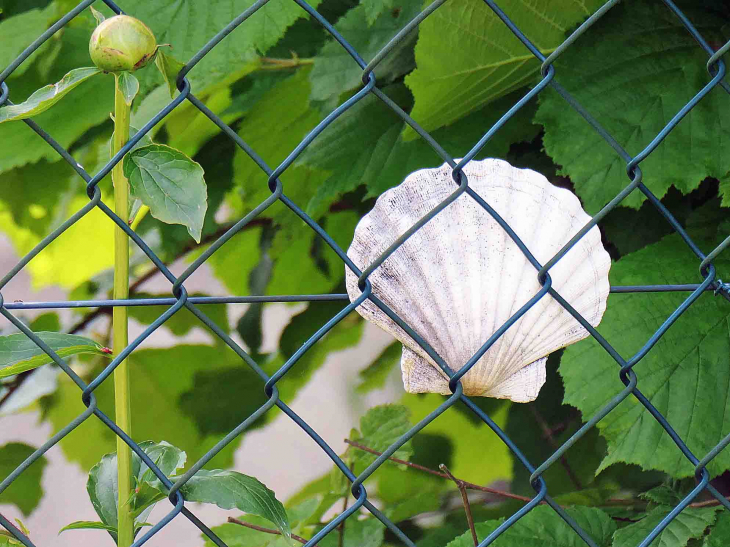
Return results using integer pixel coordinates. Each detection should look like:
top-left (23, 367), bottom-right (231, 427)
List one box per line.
top-left (505, 355), bottom-right (611, 498)
top-left (180, 469), bottom-right (290, 537)
top-left (202, 498), bottom-right (319, 547)
top-left (85, 441), bottom-right (186, 541)
top-left (351, 404), bottom-right (413, 470)
top-left (0, 67), bottom-right (101, 123)
top-left (39, 345), bottom-right (258, 471)
top-left (399, 392), bottom-right (513, 487)
top-left (404, 0), bottom-right (605, 136)
top-left (309, 0), bottom-right (421, 103)
top-left (0, 443), bottom-right (48, 516)
top-left (232, 68), bottom-right (321, 215)
top-left (560, 228), bottom-right (730, 478)
top-left (296, 87), bottom-right (539, 217)
top-left (123, 144), bottom-right (208, 242)
top-left (447, 506), bottom-right (616, 547)
top-left (704, 511), bottom-right (730, 546)
top-left (0, 25), bottom-right (114, 174)
top-left (0, 159), bottom-right (75, 239)
top-left (612, 506), bottom-right (719, 547)
top-left (0, 331), bottom-right (111, 379)
top-left (93, 0), bottom-right (323, 100)
top-left (536, 1), bottom-right (730, 213)
top-left (318, 518), bottom-right (384, 547)
top-left (0, 8), bottom-right (52, 79)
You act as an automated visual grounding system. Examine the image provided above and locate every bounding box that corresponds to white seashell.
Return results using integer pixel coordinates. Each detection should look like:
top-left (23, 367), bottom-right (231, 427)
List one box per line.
top-left (345, 158), bottom-right (611, 402)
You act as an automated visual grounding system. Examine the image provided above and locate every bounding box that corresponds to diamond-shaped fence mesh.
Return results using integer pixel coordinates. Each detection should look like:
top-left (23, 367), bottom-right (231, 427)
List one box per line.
top-left (2, 0), bottom-right (730, 545)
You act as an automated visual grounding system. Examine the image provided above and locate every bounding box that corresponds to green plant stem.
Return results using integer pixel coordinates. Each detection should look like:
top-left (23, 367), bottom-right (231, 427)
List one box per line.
top-left (112, 73), bottom-right (134, 547)
top-left (129, 204), bottom-right (150, 231)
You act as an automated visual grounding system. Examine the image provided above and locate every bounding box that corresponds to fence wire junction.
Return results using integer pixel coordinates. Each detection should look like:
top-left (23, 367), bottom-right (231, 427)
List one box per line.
top-left (2, 0), bottom-right (730, 546)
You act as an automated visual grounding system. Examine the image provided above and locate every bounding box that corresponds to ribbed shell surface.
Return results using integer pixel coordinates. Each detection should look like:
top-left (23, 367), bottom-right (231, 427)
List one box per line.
top-left (345, 159), bottom-right (611, 402)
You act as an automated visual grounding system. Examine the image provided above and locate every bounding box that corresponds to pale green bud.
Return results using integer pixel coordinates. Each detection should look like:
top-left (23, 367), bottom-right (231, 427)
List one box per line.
top-left (89, 15), bottom-right (157, 73)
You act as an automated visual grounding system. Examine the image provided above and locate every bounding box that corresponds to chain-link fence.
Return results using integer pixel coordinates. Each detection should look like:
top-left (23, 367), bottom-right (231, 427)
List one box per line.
top-left (2, 0), bottom-right (730, 545)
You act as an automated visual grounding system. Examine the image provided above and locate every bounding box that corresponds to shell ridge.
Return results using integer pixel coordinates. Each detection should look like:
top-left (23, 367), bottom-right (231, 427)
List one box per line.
top-left (486, 167), bottom-right (549, 391)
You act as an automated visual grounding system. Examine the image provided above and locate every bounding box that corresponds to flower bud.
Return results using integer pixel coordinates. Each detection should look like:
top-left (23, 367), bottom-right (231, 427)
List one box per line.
top-left (89, 15), bottom-right (157, 73)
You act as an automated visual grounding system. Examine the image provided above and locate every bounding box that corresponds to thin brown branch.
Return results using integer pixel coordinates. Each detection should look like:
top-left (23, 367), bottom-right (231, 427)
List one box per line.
top-left (343, 439), bottom-right (535, 504)
top-left (227, 517), bottom-right (319, 547)
top-left (440, 464), bottom-right (478, 547)
top-left (343, 438), bottom-right (656, 516)
top-left (528, 405), bottom-right (583, 491)
top-left (338, 459), bottom-right (354, 547)
top-left (689, 495), bottom-right (730, 508)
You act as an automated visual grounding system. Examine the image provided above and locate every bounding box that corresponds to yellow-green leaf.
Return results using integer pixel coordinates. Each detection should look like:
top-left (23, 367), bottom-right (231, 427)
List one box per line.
top-left (0, 332), bottom-right (111, 379)
top-left (0, 67), bottom-right (102, 123)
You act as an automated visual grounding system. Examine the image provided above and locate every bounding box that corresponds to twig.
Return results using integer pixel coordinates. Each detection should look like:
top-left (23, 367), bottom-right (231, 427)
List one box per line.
top-left (343, 439), bottom-right (535, 504)
top-left (227, 517), bottom-right (319, 547)
top-left (689, 495), bottom-right (730, 508)
top-left (528, 405), bottom-right (583, 491)
top-left (440, 464), bottom-right (478, 547)
top-left (338, 458), bottom-right (354, 547)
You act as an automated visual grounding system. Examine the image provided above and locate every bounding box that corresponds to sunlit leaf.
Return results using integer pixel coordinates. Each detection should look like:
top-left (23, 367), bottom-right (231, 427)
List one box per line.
top-left (123, 144), bottom-right (208, 242)
top-left (181, 469), bottom-right (290, 537)
top-left (0, 332), bottom-right (111, 379)
top-left (0, 67), bottom-right (102, 123)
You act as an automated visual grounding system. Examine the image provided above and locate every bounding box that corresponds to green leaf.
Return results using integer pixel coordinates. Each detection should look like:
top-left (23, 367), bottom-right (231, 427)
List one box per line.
top-left (447, 506), bottom-right (616, 547)
top-left (0, 8), bottom-right (52, 79)
top-left (86, 453), bottom-right (119, 537)
top-left (612, 506), bottom-right (719, 547)
top-left (233, 68), bottom-right (321, 212)
top-left (86, 440), bottom-right (187, 540)
top-left (0, 443), bottom-right (48, 516)
top-left (309, 0), bottom-right (420, 103)
top-left (356, 342), bottom-right (400, 394)
top-left (404, 0), bottom-right (604, 136)
top-left (180, 469), bottom-right (290, 537)
top-left (123, 144), bottom-right (208, 242)
top-left (202, 227), bottom-right (262, 297)
top-left (319, 518), bottom-right (384, 547)
top-left (560, 228), bottom-right (730, 478)
top-left (155, 49), bottom-right (185, 98)
top-left (203, 498), bottom-right (320, 547)
top-left (90, 5), bottom-right (105, 25)
top-left (0, 67), bottom-right (102, 123)
top-left (275, 299), bottom-right (364, 401)
top-left (0, 332), bottom-right (111, 379)
top-left (102, 0), bottom-right (323, 101)
top-left (59, 521), bottom-right (118, 535)
top-left (536, 1), bottom-right (730, 213)
top-left (0, 26), bottom-right (114, 174)
top-left (297, 87), bottom-right (539, 216)
top-left (40, 345), bottom-right (251, 472)
top-left (704, 511), bottom-right (730, 547)
top-left (361, 0), bottom-right (394, 25)
top-left (640, 485), bottom-right (682, 507)
top-left (352, 404), bottom-right (413, 470)
top-left (127, 292), bottom-right (229, 338)
top-left (28, 313), bottom-right (60, 332)
top-left (117, 72), bottom-right (139, 106)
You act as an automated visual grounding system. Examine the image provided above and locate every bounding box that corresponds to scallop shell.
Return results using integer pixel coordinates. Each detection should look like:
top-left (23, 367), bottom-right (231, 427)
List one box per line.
top-left (345, 158), bottom-right (611, 402)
